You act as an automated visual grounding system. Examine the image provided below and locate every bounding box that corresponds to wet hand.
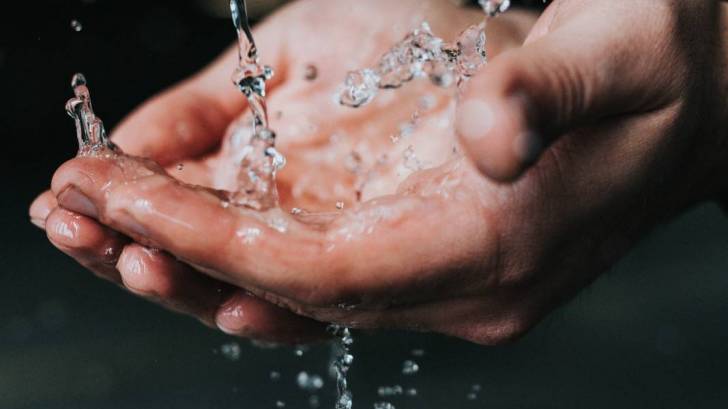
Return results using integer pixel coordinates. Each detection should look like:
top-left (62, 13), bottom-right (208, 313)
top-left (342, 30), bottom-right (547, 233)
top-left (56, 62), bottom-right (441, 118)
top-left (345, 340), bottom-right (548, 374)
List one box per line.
top-left (31, 0), bottom-right (535, 344)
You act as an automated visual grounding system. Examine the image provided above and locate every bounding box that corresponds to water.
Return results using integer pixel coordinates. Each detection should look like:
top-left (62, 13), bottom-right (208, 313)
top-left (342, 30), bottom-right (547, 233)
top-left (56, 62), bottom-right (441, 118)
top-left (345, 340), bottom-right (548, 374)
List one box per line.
top-left (377, 385), bottom-right (403, 397)
top-left (70, 19), bottom-right (83, 32)
top-left (338, 18), bottom-right (491, 109)
top-left (401, 360), bottom-right (419, 375)
top-left (329, 325), bottom-right (354, 409)
top-left (337, 0), bottom-right (511, 107)
top-left (65, 73), bottom-right (116, 155)
top-left (479, 0), bottom-right (511, 17)
top-left (220, 342), bottom-right (242, 361)
top-left (336, 4), bottom-right (509, 196)
top-left (226, 0), bottom-right (285, 211)
top-left (297, 371), bottom-right (325, 392)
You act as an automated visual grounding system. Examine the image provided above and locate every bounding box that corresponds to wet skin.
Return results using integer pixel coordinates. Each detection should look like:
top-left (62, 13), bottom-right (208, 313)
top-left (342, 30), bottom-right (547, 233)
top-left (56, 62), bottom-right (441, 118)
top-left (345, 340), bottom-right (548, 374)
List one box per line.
top-left (31, 0), bottom-right (728, 345)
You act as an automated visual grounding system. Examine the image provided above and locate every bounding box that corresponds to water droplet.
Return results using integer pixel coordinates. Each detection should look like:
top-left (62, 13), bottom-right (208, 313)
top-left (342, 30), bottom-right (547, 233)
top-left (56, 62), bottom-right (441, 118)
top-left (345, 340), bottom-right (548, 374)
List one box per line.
top-left (479, 0), bottom-right (511, 17)
top-left (267, 216), bottom-right (288, 233)
top-left (467, 392), bottom-right (478, 400)
top-left (402, 360), bottom-right (419, 375)
top-left (220, 342), bottom-right (241, 361)
top-left (405, 388), bottom-right (418, 397)
top-left (411, 349), bottom-right (425, 357)
top-left (308, 395), bottom-right (321, 408)
top-left (336, 201), bottom-right (345, 210)
top-left (373, 403), bottom-right (396, 409)
top-left (269, 371), bottom-right (281, 381)
top-left (403, 146), bottom-right (422, 171)
top-left (176, 163), bottom-right (184, 171)
top-left (294, 345), bottom-right (309, 356)
top-left (71, 19), bottom-right (83, 32)
top-left (339, 69), bottom-right (380, 108)
top-left (236, 227), bottom-right (261, 244)
top-left (304, 64), bottom-right (318, 81)
top-left (297, 371), bottom-right (325, 391)
top-left (291, 207), bottom-right (304, 215)
top-left (275, 401), bottom-right (286, 408)
top-left (344, 151), bottom-right (363, 173)
top-left (377, 385), bottom-right (403, 397)
top-left (456, 24), bottom-right (487, 77)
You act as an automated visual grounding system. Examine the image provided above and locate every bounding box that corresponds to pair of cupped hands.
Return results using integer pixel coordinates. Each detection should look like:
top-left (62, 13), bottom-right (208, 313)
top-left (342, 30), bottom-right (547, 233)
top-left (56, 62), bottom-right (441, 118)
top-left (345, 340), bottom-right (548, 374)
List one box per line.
top-left (30, 0), bottom-right (728, 345)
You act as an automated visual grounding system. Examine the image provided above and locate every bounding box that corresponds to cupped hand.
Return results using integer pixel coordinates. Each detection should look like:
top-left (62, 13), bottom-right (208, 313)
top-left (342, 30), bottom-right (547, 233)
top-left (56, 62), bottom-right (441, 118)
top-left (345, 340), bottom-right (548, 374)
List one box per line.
top-left (35, 0), bottom-right (728, 346)
top-left (32, 0), bottom-right (536, 344)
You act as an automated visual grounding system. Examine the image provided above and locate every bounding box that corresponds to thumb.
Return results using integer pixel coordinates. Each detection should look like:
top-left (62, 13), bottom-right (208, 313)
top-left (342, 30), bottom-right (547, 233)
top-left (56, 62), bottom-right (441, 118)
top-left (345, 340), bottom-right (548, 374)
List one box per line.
top-left (455, 15), bottom-right (672, 181)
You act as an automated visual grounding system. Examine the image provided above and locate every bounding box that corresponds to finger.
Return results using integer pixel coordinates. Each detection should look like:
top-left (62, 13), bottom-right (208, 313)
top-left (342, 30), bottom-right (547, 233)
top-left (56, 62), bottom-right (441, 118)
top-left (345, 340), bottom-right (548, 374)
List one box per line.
top-left (456, 4), bottom-right (678, 181)
top-left (111, 22), bottom-right (288, 166)
top-left (116, 245), bottom-right (325, 342)
top-left (45, 207), bottom-right (128, 284)
top-left (29, 190), bottom-right (57, 229)
top-left (52, 156), bottom-right (497, 309)
top-left (116, 243), bottom-right (229, 327)
top-left (216, 290), bottom-right (328, 344)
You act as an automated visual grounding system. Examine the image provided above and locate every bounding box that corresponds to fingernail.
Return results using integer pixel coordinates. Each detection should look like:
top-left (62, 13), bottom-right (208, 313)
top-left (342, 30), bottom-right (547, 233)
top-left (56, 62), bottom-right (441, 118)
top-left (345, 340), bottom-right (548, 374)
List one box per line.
top-left (512, 131), bottom-right (543, 165)
top-left (30, 217), bottom-right (46, 230)
top-left (58, 187), bottom-right (98, 218)
top-left (29, 195), bottom-right (56, 230)
top-left (456, 99), bottom-right (494, 142)
top-left (216, 302), bottom-right (248, 335)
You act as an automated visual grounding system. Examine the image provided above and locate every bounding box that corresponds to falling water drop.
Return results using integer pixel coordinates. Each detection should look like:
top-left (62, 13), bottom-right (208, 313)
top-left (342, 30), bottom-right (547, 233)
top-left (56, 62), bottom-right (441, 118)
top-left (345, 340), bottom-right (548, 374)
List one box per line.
top-left (71, 19), bottom-right (83, 32)
top-left (402, 360), bottom-right (419, 375)
top-left (478, 0), bottom-right (511, 17)
top-left (297, 371), bottom-right (325, 392)
top-left (220, 342), bottom-right (242, 361)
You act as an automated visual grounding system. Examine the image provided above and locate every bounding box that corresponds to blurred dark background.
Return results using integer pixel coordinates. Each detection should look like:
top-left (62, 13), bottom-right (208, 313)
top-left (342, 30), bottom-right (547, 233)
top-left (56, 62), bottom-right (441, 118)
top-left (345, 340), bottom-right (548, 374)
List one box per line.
top-left (1, 1), bottom-right (728, 408)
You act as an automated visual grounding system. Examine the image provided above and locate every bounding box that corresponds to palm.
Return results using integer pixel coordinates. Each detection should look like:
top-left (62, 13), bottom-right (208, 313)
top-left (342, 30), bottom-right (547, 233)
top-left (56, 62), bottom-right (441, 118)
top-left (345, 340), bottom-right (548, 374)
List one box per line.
top-left (173, 0), bottom-right (502, 212)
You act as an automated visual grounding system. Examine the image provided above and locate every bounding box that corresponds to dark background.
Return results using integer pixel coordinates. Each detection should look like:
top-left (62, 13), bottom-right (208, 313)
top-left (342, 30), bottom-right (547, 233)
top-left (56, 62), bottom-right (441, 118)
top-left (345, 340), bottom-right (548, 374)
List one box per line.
top-left (1, 1), bottom-right (728, 408)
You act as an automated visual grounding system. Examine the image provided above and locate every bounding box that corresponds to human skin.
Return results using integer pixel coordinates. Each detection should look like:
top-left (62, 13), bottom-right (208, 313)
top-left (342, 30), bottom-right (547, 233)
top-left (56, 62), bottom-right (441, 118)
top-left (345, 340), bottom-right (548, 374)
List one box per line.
top-left (30, 0), bottom-right (728, 345)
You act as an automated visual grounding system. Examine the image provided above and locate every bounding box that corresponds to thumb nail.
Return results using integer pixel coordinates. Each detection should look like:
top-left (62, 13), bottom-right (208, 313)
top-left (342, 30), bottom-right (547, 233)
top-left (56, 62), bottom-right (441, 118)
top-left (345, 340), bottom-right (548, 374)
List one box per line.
top-left (57, 187), bottom-right (98, 218)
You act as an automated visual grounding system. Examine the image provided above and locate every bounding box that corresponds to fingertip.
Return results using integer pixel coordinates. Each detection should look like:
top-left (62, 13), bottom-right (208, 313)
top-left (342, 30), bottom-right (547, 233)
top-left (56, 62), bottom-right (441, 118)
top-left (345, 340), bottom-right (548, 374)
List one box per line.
top-left (29, 191), bottom-right (57, 229)
top-left (116, 244), bottom-right (166, 297)
top-left (45, 208), bottom-right (82, 250)
top-left (456, 94), bottom-right (543, 182)
top-left (51, 156), bottom-right (108, 200)
top-left (216, 291), bottom-right (327, 344)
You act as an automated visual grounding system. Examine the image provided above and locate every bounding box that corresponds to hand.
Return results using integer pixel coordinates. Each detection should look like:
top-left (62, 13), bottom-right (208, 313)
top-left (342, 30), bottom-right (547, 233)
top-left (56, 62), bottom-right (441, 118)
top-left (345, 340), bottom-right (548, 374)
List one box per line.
top-left (32, 0), bottom-right (536, 344)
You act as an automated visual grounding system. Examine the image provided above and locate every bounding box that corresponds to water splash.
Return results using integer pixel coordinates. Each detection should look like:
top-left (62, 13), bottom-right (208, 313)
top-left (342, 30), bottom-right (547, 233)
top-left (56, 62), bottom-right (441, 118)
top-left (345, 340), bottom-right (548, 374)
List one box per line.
top-left (65, 73), bottom-right (117, 155)
top-left (339, 1), bottom-right (511, 108)
top-left (227, 0), bottom-right (285, 211)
